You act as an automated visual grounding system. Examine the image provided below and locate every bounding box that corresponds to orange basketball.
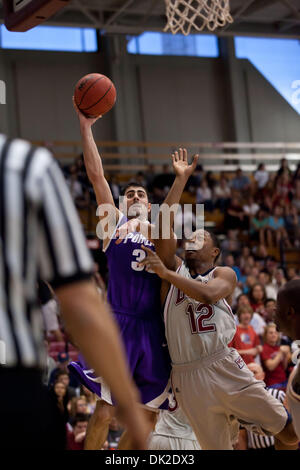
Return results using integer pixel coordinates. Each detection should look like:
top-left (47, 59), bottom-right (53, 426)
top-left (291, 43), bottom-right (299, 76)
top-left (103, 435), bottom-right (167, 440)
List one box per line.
top-left (74, 73), bottom-right (117, 118)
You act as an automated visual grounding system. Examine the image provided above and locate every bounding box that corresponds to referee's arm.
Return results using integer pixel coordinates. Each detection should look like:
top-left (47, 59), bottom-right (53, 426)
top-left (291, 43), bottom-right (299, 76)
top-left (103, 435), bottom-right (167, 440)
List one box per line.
top-left (37, 157), bottom-right (150, 449)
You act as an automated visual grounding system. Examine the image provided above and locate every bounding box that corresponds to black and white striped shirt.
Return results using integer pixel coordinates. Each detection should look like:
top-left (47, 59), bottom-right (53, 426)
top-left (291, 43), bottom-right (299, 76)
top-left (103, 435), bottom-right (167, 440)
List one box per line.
top-left (247, 388), bottom-right (286, 449)
top-left (0, 135), bottom-right (93, 368)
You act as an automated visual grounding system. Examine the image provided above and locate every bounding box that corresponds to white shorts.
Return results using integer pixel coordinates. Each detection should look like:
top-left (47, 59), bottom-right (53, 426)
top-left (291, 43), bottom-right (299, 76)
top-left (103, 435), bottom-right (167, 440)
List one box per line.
top-left (172, 347), bottom-right (288, 450)
top-left (148, 434), bottom-right (201, 450)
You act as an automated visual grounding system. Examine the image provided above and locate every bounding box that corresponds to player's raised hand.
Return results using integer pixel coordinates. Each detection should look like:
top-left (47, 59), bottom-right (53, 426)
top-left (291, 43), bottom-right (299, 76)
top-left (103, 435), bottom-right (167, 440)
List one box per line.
top-left (139, 246), bottom-right (169, 279)
top-left (72, 96), bottom-right (102, 128)
top-left (172, 148), bottom-right (199, 180)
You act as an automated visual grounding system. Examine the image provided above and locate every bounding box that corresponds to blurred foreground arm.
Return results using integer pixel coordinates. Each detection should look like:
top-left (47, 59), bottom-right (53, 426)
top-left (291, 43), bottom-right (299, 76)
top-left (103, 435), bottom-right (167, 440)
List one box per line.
top-left (56, 280), bottom-right (151, 449)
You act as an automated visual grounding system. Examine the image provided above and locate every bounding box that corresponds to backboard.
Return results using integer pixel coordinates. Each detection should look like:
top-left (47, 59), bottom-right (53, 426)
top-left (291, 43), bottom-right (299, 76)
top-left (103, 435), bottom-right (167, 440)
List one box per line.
top-left (3, 0), bottom-right (71, 32)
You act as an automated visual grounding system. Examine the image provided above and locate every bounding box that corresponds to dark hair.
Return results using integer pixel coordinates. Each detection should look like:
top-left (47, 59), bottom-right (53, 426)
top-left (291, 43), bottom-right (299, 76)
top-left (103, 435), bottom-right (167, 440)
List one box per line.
top-left (237, 293), bottom-right (250, 303)
top-left (56, 370), bottom-right (69, 378)
top-left (73, 413), bottom-right (89, 427)
top-left (264, 298), bottom-right (276, 307)
top-left (249, 283), bottom-right (267, 304)
top-left (120, 182), bottom-right (148, 196)
top-left (207, 231), bottom-right (221, 264)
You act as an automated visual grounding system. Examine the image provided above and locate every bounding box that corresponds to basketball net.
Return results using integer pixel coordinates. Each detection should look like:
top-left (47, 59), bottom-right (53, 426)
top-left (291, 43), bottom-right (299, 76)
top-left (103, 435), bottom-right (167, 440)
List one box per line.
top-left (164, 0), bottom-right (233, 35)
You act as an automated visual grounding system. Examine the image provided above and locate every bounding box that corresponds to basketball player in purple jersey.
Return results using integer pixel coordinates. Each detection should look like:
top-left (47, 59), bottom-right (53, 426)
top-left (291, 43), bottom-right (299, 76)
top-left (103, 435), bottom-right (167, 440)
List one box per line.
top-left (69, 100), bottom-right (171, 450)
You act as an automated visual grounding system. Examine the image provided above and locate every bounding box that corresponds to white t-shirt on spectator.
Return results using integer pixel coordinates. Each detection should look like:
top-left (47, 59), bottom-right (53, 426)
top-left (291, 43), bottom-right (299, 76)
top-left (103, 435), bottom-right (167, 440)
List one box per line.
top-left (250, 312), bottom-right (266, 337)
top-left (243, 203), bottom-right (260, 216)
top-left (265, 284), bottom-right (277, 300)
top-left (196, 187), bottom-right (212, 203)
top-left (254, 170), bottom-right (269, 189)
top-left (214, 185), bottom-right (231, 199)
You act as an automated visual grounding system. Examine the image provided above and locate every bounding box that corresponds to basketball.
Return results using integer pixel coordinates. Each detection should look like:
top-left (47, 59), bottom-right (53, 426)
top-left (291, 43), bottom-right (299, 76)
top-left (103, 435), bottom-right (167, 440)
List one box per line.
top-left (74, 73), bottom-right (117, 118)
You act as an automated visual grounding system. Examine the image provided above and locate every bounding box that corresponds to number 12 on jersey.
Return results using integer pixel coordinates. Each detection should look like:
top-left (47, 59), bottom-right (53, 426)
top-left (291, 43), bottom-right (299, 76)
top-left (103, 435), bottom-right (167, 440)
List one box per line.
top-left (186, 303), bottom-right (216, 334)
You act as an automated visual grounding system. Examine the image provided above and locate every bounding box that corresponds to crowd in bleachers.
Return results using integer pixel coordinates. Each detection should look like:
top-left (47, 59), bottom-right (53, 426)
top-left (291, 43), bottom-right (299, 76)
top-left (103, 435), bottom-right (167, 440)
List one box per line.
top-left (41, 155), bottom-right (300, 450)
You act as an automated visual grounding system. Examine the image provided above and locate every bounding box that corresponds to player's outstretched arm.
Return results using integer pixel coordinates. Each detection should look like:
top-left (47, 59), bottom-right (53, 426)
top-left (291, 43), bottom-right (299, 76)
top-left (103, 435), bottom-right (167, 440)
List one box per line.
top-left (56, 280), bottom-right (151, 449)
top-left (73, 97), bottom-right (116, 210)
top-left (140, 247), bottom-right (236, 304)
top-left (155, 148), bottom-right (199, 270)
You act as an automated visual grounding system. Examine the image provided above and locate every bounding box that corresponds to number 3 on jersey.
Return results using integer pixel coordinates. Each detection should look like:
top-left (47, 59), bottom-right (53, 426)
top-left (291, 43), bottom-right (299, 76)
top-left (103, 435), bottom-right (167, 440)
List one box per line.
top-left (131, 249), bottom-right (154, 273)
top-left (186, 303), bottom-right (216, 334)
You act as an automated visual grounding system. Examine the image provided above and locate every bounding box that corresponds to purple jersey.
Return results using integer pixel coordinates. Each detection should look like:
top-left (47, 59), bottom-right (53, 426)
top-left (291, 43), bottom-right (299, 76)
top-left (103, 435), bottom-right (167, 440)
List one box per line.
top-left (104, 215), bottom-right (162, 319)
top-left (68, 214), bottom-right (171, 409)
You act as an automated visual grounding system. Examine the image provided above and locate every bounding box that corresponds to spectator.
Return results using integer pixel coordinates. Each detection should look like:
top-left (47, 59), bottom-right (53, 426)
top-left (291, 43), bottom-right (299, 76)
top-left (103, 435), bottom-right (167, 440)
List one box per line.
top-left (235, 294), bottom-right (266, 337)
top-left (244, 275), bottom-right (257, 295)
top-left (107, 416), bottom-right (124, 450)
top-left (249, 283), bottom-right (267, 314)
top-left (276, 158), bottom-right (292, 180)
top-left (213, 176), bottom-right (231, 212)
top-left (252, 244), bottom-right (269, 271)
top-left (229, 306), bottom-right (262, 365)
top-left (254, 163), bottom-right (269, 191)
top-left (206, 171), bottom-right (217, 191)
top-left (49, 381), bottom-right (70, 423)
top-left (284, 205), bottom-right (300, 246)
top-left (66, 413), bottom-right (89, 450)
top-left (261, 194), bottom-right (273, 214)
top-left (292, 163), bottom-right (300, 183)
top-left (257, 271), bottom-right (277, 300)
top-left (152, 163), bottom-right (175, 202)
top-left (266, 206), bottom-right (291, 248)
top-left (38, 280), bottom-right (64, 342)
top-left (272, 172), bottom-right (293, 207)
top-left (81, 386), bottom-right (97, 415)
top-left (53, 370), bottom-right (77, 398)
top-left (68, 396), bottom-right (89, 425)
top-left (108, 175), bottom-right (120, 205)
top-left (272, 268), bottom-right (287, 295)
top-left (230, 168), bottom-right (251, 194)
top-left (291, 180), bottom-right (300, 212)
top-left (250, 209), bottom-right (269, 245)
top-left (225, 197), bottom-right (248, 231)
top-left (260, 324), bottom-right (290, 390)
top-left (145, 164), bottom-right (156, 192)
top-left (243, 195), bottom-right (260, 218)
top-left (66, 164), bottom-right (90, 209)
top-left (49, 352), bottom-right (80, 390)
top-left (238, 246), bottom-right (251, 271)
top-left (220, 230), bottom-right (241, 258)
top-left (196, 180), bottom-right (213, 211)
top-left (264, 299), bottom-right (276, 323)
top-left (286, 267), bottom-right (300, 281)
top-left (224, 254), bottom-right (242, 282)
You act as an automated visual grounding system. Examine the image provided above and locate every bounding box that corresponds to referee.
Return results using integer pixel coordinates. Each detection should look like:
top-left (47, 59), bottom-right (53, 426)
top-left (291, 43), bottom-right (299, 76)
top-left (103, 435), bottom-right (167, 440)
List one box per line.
top-left (238, 363), bottom-right (297, 450)
top-left (0, 134), bottom-right (149, 449)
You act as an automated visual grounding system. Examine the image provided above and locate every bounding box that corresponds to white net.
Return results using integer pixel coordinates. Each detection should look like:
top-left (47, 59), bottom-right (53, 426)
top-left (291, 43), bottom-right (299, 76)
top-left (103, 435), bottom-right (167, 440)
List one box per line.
top-left (164, 0), bottom-right (233, 35)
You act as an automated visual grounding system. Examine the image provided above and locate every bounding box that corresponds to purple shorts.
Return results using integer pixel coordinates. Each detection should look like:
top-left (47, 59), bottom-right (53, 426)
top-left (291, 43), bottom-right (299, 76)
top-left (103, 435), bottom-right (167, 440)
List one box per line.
top-left (68, 313), bottom-right (171, 409)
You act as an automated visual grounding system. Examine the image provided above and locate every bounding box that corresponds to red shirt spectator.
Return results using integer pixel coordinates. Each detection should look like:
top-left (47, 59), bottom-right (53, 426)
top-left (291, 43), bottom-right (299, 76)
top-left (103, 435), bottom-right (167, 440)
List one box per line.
top-left (229, 307), bottom-right (261, 364)
top-left (260, 323), bottom-right (289, 389)
top-left (66, 414), bottom-right (88, 450)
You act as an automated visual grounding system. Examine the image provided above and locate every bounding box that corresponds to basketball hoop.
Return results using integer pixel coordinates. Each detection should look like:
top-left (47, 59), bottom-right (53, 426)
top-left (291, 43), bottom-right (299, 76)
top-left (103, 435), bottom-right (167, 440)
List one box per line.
top-left (164, 0), bottom-right (233, 36)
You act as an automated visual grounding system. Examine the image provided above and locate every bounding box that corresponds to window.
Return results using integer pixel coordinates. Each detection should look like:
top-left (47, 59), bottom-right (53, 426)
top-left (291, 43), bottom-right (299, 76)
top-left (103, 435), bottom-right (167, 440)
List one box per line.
top-left (0, 25), bottom-right (98, 52)
top-left (235, 36), bottom-right (300, 114)
top-left (127, 32), bottom-right (219, 57)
